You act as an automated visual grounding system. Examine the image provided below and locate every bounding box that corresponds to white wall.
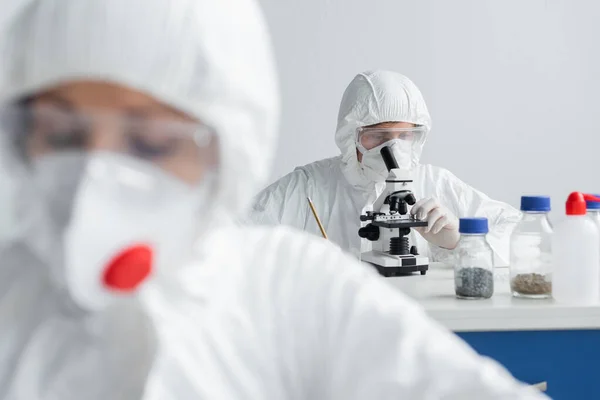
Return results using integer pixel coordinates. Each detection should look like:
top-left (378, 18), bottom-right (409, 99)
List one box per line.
top-left (259, 0), bottom-right (600, 211)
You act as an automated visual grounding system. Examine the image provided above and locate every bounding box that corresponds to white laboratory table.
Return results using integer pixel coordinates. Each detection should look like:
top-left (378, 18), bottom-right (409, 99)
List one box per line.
top-left (385, 264), bottom-right (600, 332)
top-left (382, 264), bottom-right (600, 399)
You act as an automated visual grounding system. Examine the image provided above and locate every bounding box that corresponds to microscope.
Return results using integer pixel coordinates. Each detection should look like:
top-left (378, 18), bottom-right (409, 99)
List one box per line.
top-left (358, 146), bottom-right (429, 277)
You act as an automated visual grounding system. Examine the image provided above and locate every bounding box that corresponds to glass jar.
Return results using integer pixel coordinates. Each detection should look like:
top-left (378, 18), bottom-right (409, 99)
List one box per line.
top-left (509, 196), bottom-right (552, 299)
top-left (454, 218), bottom-right (494, 299)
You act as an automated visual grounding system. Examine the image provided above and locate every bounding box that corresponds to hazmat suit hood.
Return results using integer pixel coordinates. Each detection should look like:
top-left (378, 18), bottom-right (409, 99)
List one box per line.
top-left (335, 70), bottom-right (432, 189)
top-left (0, 1), bottom-right (279, 396)
top-left (0, 0), bottom-right (279, 225)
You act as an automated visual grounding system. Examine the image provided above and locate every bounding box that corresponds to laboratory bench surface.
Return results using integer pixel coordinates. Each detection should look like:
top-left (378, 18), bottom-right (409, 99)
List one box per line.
top-left (385, 264), bottom-right (600, 332)
top-left (384, 264), bottom-right (600, 399)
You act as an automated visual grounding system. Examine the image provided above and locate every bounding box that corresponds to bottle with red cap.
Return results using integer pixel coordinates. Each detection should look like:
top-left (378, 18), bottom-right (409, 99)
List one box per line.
top-left (552, 192), bottom-right (600, 304)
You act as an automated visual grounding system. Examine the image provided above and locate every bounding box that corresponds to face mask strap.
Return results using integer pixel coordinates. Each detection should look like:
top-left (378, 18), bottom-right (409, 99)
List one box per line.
top-left (356, 137), bottom-right (369, 155)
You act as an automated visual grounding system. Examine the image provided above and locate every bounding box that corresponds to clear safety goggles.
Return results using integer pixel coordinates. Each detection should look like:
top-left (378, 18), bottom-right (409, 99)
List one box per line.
top-left (0, 103), bottom-right (218, 185)
top-left (356, 126), bottom-right (426, 152)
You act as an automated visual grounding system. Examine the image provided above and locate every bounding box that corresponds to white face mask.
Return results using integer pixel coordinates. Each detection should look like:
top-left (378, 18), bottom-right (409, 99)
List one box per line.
top-left (359, 139), bottom-right (413, 183)
top-left (32, 153), bottom-right (213, 311)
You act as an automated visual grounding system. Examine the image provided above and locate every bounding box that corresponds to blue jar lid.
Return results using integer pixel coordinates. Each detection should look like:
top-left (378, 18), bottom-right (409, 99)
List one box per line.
top-left (459, 217), bottom-right (489, 234)
top-left (520, 196), bottom-right (551, 212)
top-left (586, 194), bottom-right (600, 210)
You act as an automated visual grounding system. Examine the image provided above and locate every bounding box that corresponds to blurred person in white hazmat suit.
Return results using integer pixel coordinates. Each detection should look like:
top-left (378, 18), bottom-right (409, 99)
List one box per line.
top-left (0, 0), bottom-right (544, 399)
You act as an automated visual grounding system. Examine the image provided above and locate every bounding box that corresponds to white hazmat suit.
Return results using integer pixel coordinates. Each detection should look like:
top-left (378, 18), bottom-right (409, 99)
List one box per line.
top-left (249, 71), bottom-right (521, 263)
top-left (0, 1), bottom-right (544, 399)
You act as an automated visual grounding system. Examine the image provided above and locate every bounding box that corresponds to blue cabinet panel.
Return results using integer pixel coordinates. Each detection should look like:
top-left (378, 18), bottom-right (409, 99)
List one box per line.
top-left (458, 330), bottom-right (600, 399)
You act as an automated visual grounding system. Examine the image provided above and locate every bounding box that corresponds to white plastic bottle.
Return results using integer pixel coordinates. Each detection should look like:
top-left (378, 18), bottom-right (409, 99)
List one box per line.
top-left (552, 192), bottom-right (600, 304)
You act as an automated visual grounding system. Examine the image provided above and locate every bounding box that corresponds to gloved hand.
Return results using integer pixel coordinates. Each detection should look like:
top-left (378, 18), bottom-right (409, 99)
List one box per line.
top-left (410, 198), bottom-right (460, 250)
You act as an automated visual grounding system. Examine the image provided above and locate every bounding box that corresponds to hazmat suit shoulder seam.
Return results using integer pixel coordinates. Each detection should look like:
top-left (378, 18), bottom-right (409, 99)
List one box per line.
top-left (293, 156), bottom-right (342, 174)
top-left (252, 169), bottom-right (310, 207)
top-left (247, 169), bottom-right (312, 227)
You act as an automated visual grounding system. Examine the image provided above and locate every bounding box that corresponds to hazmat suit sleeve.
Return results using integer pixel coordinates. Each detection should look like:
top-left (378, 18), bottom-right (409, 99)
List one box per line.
top-left (245, 169), bottom-right (310, 229)
top-left (427, 167), bottom-right (521, 266)
top-left (295, 246), bottom-right (544, 399)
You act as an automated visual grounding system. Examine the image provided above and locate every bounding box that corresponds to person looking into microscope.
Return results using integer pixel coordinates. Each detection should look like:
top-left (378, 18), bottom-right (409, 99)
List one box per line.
top-left (248, 70), bottom-right (520, 263)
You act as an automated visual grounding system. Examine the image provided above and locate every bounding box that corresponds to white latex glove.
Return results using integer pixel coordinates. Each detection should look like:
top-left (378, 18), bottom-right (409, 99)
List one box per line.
top-left (410, 198), bottom-right (460, 250)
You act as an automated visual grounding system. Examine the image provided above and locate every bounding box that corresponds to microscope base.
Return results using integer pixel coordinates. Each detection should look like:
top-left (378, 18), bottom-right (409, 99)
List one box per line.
top-left (361, 251), bottom-right (429, 277)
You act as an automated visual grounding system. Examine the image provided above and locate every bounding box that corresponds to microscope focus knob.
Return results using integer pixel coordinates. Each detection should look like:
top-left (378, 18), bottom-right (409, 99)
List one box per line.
top-left (358, 224), bottom-right (380, 241)
top-left (410, 246), bottom-right (419, 256)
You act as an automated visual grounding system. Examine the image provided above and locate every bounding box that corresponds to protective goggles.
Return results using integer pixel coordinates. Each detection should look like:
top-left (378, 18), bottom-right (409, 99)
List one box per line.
top-left (0, 103), bottom-right (218, 185)
top-left (356, 126), bottom-right (426, 152)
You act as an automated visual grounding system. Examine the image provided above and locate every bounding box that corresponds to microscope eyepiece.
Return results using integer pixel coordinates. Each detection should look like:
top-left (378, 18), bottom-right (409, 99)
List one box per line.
top-left (380, 146), bottom-right (399, 172)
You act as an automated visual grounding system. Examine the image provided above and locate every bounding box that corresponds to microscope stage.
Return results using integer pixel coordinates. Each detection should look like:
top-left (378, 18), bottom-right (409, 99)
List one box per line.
top-left (371, 219), bottom-right (428, 229)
